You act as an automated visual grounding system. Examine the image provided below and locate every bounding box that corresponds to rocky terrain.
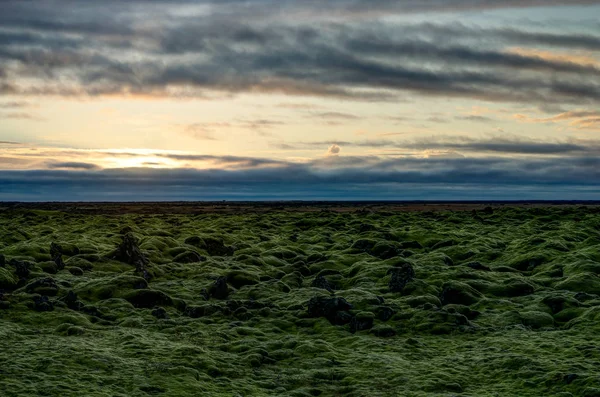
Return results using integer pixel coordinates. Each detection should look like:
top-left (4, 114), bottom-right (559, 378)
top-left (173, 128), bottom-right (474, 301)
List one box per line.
top-left (1, 203), bottom-right (600, 396)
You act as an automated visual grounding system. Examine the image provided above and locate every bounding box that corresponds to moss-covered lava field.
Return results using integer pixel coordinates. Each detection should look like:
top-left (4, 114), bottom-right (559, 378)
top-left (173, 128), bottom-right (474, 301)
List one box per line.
top-left (2, 203), bottom-right (600, 396)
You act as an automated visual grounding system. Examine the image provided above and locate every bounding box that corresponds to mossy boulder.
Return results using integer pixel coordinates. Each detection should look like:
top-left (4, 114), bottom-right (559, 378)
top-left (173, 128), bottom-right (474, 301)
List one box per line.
top-left (75, 275), bottom-right (148, 301)
top-left (227, 271), bottom-right (260, 289)
top-left (173, 250), bottom-right (206, 264)
top-left (68, 267), bottom-right (84, 276)
top-left (440, 281), bottom-right (482, 306)
top-left (65, 257), bottom-right (94, 271)
top-left (38, 261), bottom-right (58, 274)
top-left (520, 311), bottom-right (554, 329)
top-left (555, 273), bottom-right (600, 295)
top-left (24, 277), bottom-right (59, 296)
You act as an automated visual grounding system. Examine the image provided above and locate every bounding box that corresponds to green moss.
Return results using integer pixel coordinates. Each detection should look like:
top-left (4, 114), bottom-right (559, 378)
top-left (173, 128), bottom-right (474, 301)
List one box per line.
top-left (0, 267), bottom-right (17, 289)
top-left (1, 205), bottom-right (600, 396)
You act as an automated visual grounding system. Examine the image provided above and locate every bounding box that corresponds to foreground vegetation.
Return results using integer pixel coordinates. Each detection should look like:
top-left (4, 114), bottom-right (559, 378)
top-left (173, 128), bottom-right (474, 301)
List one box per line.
top-left (1, 204), bottom-right (600, 396)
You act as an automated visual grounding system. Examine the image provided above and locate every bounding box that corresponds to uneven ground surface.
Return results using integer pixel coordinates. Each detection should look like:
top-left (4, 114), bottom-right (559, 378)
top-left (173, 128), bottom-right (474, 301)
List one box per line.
top-left (1, 203), bottom-right (600, 396)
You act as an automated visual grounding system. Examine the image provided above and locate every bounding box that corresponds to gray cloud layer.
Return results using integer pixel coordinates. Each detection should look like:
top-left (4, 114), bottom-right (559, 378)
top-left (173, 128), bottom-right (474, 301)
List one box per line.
top-left (2, 153), bottom-right (600, 200)
top-left (1, 1), bottom-right (599, 106)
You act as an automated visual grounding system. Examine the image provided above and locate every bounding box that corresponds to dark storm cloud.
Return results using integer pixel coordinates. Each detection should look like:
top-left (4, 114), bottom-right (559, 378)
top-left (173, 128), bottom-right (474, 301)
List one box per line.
top-left (2, 154), bottom-right (600, 201)
top-left (1, 1), bottom-right (600, 106)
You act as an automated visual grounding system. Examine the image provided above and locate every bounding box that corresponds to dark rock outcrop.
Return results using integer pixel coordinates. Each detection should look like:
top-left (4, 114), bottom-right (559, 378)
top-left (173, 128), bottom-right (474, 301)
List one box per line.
top-left (209, 276), bottom-right (229, 300)
top-left (50, 242), bottom-right (65, 271)
top-left (350, 312), bottom-right (374, 333)
top-left (388, 263), bottom-right (415, 293)
top-left (25, 277), bottom-right (59, 296)
top-left (32, 295), bottom-right (54, 312)
top-left (311, 275), bottom-right (334, 292)
top-left (307, 296), bottom-right (353, 325)
top-left (113, 233), bottom-right (150, 280)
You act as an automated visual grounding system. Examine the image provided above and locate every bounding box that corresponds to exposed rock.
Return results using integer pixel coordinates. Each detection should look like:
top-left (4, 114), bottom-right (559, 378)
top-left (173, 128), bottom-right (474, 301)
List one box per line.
top-left (307, 296), bottom-right (353, 325)
top-left (209, 276), bottom-right (229, 300)
top-left (388, 263), bottom-right (416, 293)
top-left (113, 233), bottom-right (150, 280)
top-left (50, 242), bottom-right (65, 271)
top-left (32, 295), bottom-right (54, 312)
top-left (350, 312), bottom-right (374, 333)
top-left (9, 259), bottom-right (31, 280)
top-left (63, 290), bottom-right (85, 311)
top-left (311, 275), bottom-right (334, 292)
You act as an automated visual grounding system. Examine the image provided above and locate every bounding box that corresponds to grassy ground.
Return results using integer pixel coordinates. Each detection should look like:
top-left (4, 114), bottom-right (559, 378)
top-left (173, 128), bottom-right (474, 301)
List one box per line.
top-left (1, 204), bottom-right (600, 396)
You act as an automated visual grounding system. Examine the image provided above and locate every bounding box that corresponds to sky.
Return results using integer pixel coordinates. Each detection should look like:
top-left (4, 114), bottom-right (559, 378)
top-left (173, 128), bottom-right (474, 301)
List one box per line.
top-left (1, 0), bottom-right (600, 201)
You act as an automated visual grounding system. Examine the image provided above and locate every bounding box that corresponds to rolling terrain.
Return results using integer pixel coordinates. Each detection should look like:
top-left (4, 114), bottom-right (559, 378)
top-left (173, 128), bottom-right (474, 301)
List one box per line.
top-left (1, 203), bottom-right (600, 396)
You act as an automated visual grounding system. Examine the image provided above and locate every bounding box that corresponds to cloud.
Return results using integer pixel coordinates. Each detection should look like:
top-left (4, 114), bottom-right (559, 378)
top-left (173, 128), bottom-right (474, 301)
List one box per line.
top-left (456, 115), bottom-right (495, 122)
top-left (2, 152), bottom-right (600, 201)
top-left (327, 144), bottom-right (341, 156)
top-left (273, 136), bottom-right (600, 155)
top-left (46, 161), bottom-right (101, 170)
top-left (514, 109), bottom-right (600, 131)
top-left (0, 112), bottom-right (43, 121)
top-left (1, 5), bottom-right (600, 107)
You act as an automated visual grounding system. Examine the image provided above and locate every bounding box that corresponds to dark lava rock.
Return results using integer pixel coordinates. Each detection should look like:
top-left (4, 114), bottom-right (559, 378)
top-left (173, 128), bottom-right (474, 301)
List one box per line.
top-left (377, 306), bottom-right (395, 322)
top-left (25, 277), bottom-right (59, 296)
top-left (0, 254), bottom-right (5, 267)
top-left (173, 251), bottom-right (206, 264)
top-left (113, 233), bottom-right (149, 275)
top-left (350, 312), bottom-right (374, 333)
top-left (151, 306), bottom-right (169, 319)
top-left (68, 267), bottom-right (84, 276)
top-left (32, 295), bottom-right (54, 312)
top-left (466, 262), bottom-right (491, 271)
top-left (388, 263), bottom-right (416, 293)
top-left (50, 242), bottom-right (65, 271)
top-left (125, 289), bottom-right (173, 309)
top-left (64, 290), bottom-right (85, 311)
top-left (311, 275), bottom-right (334, 292)
top-left (9, 259), bottom-right (31, 280)
top-left (307, 296), bottom-right (353, 325)
top-left (128, 289), bottom-right (173, 308)
top-left (209, 276), bottom-right (229, 300)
